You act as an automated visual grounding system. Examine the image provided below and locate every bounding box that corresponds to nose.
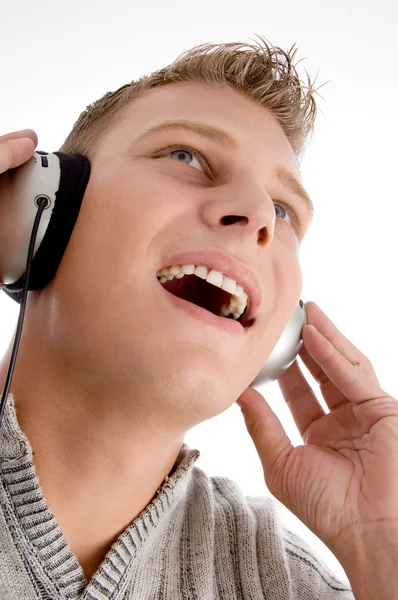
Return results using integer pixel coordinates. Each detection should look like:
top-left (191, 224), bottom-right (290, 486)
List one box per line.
top-left (202, 177), bottom-right (276, 247)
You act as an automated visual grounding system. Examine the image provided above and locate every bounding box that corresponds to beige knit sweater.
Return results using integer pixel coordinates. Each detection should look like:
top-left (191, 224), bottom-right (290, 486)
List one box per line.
top-left (0, 393), bottom-right (354, 599)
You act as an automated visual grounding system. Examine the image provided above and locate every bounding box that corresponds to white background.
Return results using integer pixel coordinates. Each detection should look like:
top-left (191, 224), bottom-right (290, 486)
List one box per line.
top-left (1, 0), bottom-right (397, 583)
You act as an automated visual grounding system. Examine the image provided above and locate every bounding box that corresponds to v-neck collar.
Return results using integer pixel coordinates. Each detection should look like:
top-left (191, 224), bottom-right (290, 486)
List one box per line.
top-left (0, 393), bottom-right (200, 598)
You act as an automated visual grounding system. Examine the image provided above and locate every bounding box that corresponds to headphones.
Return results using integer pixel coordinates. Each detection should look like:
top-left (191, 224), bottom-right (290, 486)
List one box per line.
top-left (0, 151), bottom-right (307, 424)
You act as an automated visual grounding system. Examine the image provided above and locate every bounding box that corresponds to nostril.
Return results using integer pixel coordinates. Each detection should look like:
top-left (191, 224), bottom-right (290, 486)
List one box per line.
top-left (221, 215), bottom-right (247, 225)
top-left (258, 227), bottom-right (268, 244)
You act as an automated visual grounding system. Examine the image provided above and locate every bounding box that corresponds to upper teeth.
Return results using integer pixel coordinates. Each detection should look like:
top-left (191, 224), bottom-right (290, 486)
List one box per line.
top-left (156, 264), bottom-right (249, 320)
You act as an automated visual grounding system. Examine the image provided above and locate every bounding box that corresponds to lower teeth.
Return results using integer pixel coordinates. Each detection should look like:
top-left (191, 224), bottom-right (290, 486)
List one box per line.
top-left (219, 303), bottom-right (244, 320)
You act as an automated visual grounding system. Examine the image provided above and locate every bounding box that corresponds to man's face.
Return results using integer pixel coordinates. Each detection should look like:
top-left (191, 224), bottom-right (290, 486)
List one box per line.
top-left (48, 82), bottom-right (312, 422)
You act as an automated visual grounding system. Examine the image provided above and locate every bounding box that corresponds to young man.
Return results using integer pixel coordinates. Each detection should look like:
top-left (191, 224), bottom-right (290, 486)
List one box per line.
top-left (0, 38), bottom-right (397, 599)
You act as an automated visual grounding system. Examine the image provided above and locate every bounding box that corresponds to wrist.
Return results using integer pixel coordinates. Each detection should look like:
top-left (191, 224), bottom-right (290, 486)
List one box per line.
top-left (332, 522), bottom-right (398, 600)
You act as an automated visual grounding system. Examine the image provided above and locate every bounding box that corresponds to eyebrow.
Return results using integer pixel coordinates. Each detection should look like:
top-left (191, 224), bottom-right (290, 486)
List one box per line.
top-left (138, 119), bottom-right (314, 221)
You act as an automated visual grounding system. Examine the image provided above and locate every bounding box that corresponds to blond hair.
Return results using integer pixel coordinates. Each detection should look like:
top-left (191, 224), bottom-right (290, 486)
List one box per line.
top-left (59, 36), bottom-right (325, 163)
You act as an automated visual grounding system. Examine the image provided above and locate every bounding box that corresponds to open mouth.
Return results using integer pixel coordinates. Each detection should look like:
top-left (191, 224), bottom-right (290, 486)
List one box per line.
top-left (157, 271), bottom-right (254, 328)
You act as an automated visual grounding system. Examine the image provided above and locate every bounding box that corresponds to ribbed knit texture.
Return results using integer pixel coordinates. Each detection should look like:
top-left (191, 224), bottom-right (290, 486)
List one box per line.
top-left (0, 393), bottom-right (354, 599)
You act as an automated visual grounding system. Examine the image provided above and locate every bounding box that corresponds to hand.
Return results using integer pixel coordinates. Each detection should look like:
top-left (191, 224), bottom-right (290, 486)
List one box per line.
top-left (0, 129), bottom-right (38, 286)
top-left (236, 301), bottom-right (398, 558)
top-left (0, 129), bottom-right (38, 174)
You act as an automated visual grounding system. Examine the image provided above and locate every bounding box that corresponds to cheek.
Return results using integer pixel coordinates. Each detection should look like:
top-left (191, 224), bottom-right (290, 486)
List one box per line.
top-left (60, 165), bottom-right (189, 295)
top-left (86, 164), bottom-right (186, 235)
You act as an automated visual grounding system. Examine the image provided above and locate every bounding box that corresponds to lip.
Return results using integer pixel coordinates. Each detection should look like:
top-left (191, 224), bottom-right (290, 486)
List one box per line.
top-left (157, 249), bottom-right (262, 323)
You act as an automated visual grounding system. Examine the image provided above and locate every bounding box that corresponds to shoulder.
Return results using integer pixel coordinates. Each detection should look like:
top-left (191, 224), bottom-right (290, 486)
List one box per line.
top-left (187, 467), bottom-right (354, 598)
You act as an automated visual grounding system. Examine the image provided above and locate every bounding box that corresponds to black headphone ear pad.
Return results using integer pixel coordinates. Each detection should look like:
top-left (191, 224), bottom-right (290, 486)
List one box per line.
top-left (3, 153), bottom-right (91, 304)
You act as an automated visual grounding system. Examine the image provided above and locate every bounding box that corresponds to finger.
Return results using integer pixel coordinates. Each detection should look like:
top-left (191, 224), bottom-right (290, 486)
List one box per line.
top-left (303, 302), bottom-right (380, 386)
top-left (0, 129), bottom-right (38, 146)
top-left (277, 358), bottom-right (325, 440)
top-left (302, 323), bottom-right (384, 404)
top-left (298, 342), bottom-right (351, 412)
top-left (0, 137), bottom-right (36, 174)
top-left (236, 386), bottom-right (294, 486)
top-left (300, 302), bottom-right (380, 411)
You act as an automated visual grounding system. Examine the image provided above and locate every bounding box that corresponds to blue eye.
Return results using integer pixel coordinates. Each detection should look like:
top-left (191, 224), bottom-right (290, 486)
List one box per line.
top-left (274, 202), bottom-right (291, 225)
top-left (169, 149), bottom-right (205, 173)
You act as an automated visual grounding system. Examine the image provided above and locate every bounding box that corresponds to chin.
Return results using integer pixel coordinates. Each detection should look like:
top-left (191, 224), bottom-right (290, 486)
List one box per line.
top-left (168, 360), bottom-right (239, 416)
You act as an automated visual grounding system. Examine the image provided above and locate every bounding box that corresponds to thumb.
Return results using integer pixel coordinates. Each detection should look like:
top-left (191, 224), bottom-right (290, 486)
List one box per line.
top-left (236, 386), bottom-right (294, 490)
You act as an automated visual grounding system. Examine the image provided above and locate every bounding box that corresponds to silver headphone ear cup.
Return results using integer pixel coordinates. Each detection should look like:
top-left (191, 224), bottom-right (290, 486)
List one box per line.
top-left (250, 300), bottom-right (307, 388)
top-left (2, 152), bottom-right (90, 304)
top-left (0, 152), bottom-right (60, 288)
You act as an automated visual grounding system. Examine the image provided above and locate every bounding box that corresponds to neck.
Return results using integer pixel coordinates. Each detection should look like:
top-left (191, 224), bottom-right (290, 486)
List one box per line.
top-left (0, 329), bottom-right (186, 582)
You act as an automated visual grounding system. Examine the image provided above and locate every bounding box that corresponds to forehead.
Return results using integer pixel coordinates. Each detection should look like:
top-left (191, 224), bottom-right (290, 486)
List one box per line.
top-left (97, 81), bottom-right (299, 174)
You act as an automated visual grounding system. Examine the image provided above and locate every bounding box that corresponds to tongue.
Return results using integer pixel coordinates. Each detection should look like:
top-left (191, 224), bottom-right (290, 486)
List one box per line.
top-left (160, 274), bottom-right (231, 316)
